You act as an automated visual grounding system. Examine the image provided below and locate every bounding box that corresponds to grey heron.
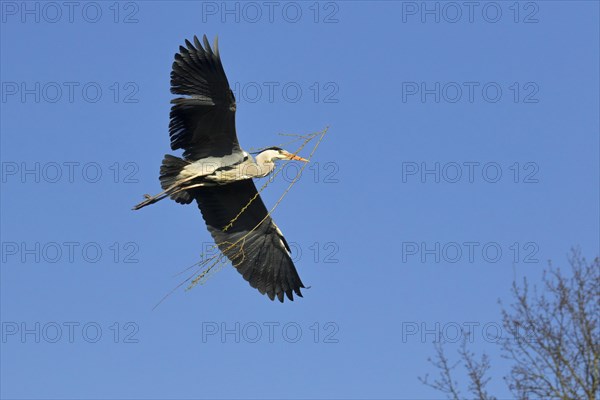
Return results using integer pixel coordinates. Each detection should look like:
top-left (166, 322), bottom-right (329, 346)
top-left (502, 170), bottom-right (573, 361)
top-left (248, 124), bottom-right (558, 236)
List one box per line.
top-left (133, 35), bottom-right (309, 302)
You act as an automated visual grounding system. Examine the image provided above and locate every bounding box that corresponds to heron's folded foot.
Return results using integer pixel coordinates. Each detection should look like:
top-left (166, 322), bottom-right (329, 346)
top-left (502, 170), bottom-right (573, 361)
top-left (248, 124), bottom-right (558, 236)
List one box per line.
top-left (132, 195), bottom-right (156, 211)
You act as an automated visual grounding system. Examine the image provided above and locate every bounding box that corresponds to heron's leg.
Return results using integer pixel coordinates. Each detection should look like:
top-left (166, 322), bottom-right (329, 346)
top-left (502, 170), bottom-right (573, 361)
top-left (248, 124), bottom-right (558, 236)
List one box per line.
top-left (173, 183), bottom-right (205, 192)
top-left (132, 190), bottom-right (171, 210)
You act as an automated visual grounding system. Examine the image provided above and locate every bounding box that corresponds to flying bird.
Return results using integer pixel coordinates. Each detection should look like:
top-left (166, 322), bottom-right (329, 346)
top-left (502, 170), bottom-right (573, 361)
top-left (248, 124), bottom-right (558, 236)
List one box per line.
top-left (133, 35), bottom-right (308, 302)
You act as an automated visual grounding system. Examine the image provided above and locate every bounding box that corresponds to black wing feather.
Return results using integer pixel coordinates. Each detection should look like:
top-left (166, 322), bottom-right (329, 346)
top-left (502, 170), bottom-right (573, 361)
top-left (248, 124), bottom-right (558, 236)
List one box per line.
top-left (190, 180), bottom-right (305, 302)
top-left (170, 35), bottom-right (242, 161)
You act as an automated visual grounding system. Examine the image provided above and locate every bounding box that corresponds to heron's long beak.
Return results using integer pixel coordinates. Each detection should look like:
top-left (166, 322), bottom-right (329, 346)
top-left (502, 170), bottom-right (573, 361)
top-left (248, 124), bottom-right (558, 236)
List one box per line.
top-left (285, 152), bottom-right (308, 162)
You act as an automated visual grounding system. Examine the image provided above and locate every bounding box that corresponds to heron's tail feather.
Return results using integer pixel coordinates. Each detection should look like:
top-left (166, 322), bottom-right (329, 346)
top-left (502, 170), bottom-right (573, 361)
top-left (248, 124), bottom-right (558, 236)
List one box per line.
top-left (131, 155), bottom-right (196, 211)
top-left (160, 154), bottom-right (189, 188)
top-left (160, 155), bottom-right (194, 205)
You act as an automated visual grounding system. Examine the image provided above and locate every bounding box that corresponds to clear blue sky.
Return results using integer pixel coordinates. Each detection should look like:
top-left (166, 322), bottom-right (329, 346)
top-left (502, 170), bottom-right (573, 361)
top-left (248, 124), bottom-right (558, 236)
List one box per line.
top-left (1, 1), bottom-right (598, 399)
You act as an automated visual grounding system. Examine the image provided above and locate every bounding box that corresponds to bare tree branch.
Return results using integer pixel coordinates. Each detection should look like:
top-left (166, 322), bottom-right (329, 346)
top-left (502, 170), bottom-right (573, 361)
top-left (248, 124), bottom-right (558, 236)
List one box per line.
top-left (419, 340), bottom-right (462, 400)
top-left (420, 248), bottom-right (600, 400)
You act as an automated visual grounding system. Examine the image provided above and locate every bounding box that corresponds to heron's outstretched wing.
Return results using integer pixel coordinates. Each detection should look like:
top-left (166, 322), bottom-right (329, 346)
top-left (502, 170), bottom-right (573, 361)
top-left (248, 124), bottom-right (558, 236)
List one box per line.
top-left (191, 180), bottom-right (305, 302)
top-left (170, 35), bottom-right (243, 162)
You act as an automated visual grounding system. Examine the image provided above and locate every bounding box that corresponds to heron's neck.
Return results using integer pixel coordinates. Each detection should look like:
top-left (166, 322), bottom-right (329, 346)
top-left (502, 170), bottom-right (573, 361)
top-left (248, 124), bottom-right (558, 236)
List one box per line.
top-left (254, 153), bottom-right (276, 176)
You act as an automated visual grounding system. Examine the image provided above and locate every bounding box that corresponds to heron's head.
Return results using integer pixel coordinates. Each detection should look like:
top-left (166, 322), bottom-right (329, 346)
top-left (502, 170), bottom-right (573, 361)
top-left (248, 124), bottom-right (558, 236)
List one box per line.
top-left (256, 147), bottom-right (308, 163)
